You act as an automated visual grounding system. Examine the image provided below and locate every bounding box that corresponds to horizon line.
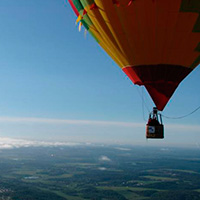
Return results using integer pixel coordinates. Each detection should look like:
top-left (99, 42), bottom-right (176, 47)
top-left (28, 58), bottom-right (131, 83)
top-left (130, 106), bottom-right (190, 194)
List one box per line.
top-left (0, 116), bottom-right (199, 131)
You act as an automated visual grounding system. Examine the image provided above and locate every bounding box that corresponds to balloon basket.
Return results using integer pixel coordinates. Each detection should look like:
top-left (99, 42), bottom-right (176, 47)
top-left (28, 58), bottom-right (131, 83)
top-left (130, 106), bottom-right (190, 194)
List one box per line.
top-left (146, 124), bottom-right (164, 139)
top-left (146, 107), bottom-right (164, 139)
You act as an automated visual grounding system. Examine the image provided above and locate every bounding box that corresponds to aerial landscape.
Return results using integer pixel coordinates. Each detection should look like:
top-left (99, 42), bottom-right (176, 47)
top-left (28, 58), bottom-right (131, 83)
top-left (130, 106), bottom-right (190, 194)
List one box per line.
top-left (0, 1), bottom-right (199, 200)
top-left (0, 144), bottom-right (199, 200)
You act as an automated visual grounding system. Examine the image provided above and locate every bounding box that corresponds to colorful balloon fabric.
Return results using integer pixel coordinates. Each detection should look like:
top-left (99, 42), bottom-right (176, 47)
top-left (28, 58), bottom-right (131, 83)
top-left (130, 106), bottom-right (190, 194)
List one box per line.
top-left (68, 0), bottom-right (200, 111)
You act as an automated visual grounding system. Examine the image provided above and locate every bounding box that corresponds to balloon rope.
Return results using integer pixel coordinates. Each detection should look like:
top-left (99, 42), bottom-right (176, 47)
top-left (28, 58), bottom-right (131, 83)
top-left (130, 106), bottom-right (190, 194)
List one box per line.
top-left (141, 88), bottom-right (145, 121)
top-left (136, 86), bottom-right (150, 112)
top-left (136, 86), bottom-right (150, 121)
top-left (162, 105), bottom-right (200, 119)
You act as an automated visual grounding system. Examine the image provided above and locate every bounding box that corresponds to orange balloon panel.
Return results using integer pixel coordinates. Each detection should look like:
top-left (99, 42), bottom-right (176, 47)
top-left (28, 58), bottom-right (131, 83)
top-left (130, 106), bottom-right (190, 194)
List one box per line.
top-left (69, 0), bottom-right (200, 110)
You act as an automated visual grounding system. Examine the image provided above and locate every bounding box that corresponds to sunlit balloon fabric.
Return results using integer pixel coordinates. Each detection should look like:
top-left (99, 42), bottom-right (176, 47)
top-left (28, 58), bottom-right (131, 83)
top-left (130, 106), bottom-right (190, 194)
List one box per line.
top-left (68, 0), bottom-right (200, 110)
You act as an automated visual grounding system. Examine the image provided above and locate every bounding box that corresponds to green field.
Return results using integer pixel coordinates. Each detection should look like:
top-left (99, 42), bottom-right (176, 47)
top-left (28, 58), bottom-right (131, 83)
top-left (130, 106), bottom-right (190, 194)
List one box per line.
top-left (0, 146), bottom-right (199, 199)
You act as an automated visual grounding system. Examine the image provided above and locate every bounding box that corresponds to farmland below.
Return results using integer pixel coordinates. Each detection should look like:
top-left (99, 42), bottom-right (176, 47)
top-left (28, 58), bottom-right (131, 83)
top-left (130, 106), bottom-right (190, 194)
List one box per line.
top-left (0, 145), bottom-right (199, 199)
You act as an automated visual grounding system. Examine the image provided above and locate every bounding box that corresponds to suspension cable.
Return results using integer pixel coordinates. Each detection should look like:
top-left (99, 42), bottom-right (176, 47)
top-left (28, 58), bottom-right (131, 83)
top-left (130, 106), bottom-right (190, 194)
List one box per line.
top-left (162, 105), bottom-right (200, 119)
top-left (135, 86), bottom-right (151, 122)
top-left (141, 87), bottom-right (146, 121)
top-left (136, 86), bottom-right (150, 113)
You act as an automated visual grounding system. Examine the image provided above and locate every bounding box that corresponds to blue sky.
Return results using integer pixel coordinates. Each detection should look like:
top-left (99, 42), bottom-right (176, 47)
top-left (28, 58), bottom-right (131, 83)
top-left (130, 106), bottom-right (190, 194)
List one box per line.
top-left (0, 0), bottom-right (199, 147)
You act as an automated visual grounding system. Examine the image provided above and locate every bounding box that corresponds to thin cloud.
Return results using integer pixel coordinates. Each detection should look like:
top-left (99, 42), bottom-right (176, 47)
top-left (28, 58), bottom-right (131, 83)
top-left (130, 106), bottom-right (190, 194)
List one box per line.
top-left (167, 124), bottom-right (200, 132)
top-left (99, 155), bottom-right (111, 162)
top-left (0, 117), bottom-right (199, 132)
top-left (115, 147), bottom-right (131, 151)
top-left (0, 137), bottom-right (81, 149)
top-left (0, 117), bottom-right (143, 127)
top-left (98, 167), bottom-right (107, 171)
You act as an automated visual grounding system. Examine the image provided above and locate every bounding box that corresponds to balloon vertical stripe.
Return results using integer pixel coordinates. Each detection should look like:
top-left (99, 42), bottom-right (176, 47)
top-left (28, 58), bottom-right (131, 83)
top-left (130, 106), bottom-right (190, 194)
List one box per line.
top-left (68, 0), bottom-right (200, 110)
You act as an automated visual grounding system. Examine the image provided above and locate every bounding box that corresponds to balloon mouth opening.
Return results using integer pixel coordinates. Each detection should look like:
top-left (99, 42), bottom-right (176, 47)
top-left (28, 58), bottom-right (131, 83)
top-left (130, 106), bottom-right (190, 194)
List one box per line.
top-left (122, 65), bottom-right (192, 110)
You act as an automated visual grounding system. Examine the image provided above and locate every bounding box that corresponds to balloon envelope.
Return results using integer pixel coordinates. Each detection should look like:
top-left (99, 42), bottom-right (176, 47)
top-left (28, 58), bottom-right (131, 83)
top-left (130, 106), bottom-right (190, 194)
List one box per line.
top-left (69, 0), bottom-right (200, 110)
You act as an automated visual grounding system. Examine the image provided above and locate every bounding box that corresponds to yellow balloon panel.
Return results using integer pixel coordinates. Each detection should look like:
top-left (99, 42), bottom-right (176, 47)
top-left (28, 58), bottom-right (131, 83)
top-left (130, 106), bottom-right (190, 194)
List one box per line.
top-left (86, 0), bottom-right (200, 68)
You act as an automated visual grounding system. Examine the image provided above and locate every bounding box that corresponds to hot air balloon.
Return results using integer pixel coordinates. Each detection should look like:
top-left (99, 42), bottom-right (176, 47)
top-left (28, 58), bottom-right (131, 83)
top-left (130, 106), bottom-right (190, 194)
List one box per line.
top-left (68, 0), bottom-right (200, 139)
